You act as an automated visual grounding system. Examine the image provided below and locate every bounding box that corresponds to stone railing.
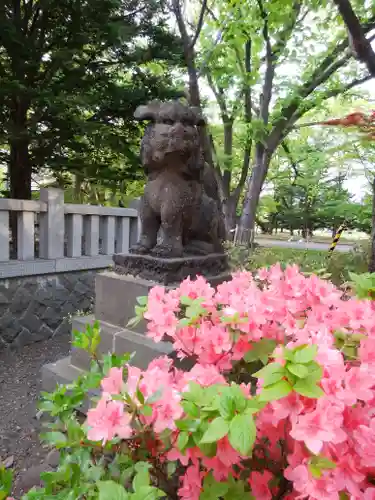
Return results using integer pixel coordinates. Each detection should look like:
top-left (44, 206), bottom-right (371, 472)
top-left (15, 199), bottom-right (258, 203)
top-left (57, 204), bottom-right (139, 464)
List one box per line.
top-left (0, 188), bottom-right (140, 279)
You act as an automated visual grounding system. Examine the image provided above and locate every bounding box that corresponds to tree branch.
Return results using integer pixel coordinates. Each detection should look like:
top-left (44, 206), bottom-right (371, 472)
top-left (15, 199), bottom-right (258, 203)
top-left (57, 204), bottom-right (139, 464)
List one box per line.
top-left (267, 15), bottom-right (375, 153)
top-left (190, 0), bottom-right (208, 49)
top-left (333, 0), bottom-right (375, 75)
top-left (233, 39), bottom-right (253, 200)
top-left (288, 73), bottom-right (373, 130)
top-left (171, 0), bottom-right (190, 47)
top-left (206, 72), bottom-right (228, 118)
top-left (281, 141), bottom-right (299, 182)
top-left (256, 0), bottom-right (274, 124)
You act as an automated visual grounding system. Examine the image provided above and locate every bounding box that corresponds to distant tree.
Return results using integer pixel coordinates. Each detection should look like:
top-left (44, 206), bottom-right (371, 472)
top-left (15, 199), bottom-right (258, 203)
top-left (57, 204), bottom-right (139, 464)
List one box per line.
top-left (0, 0), bottom-right (183, 200)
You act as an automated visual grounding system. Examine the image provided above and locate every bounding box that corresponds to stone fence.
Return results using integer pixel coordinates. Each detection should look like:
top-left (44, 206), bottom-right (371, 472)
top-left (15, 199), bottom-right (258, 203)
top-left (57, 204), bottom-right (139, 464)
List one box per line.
top-left (0, 188), bottom-right (140, 349)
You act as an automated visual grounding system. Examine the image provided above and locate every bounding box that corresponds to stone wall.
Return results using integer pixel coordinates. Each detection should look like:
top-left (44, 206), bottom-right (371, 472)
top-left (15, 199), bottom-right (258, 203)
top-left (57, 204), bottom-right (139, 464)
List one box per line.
top-left (0, 270), bottom-right (102, 349)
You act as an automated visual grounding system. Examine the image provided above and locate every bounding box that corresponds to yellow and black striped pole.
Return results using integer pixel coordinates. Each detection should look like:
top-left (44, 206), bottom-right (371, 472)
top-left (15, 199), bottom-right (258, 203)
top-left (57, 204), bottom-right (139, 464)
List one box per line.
top-left (329, 224), bottom-right (346, 253)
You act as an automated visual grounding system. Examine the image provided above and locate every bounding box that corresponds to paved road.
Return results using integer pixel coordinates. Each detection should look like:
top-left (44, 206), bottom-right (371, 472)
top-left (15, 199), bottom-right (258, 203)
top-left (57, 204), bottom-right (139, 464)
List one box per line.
top-left (255, 238), bottom-right (353, 253)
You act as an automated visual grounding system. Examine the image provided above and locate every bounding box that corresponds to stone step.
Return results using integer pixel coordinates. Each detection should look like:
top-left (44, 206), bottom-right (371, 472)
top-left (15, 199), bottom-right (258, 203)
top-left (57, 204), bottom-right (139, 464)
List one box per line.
top-left (71, 315), bottom-right (174, 371)
top-left (41, 356), bottom-right (99, 414)
top-left (42, 356), bottom-right (83, 391)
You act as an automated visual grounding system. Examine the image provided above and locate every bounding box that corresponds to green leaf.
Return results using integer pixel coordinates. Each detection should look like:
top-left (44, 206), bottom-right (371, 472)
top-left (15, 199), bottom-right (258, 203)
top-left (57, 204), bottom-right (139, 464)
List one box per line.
top-left (127, 316), bottom-right (142, 328)
top-left (167, 462), bottom-right (177, 478)
top-left (41, 431), bottom-right (67, 447)
top-left (304, 361), bottom-right (323, 382)
top-left (200, 473), bottom-right (229, 500)
top-left (177, 432), bottom-right (189, 452)
top-left (200, 417), bottom-right (229, 444)
top-left (0, 467), bottom-right (12, 499)
top-left (311, 456), bottom-right (337, 470)
top-left (146, 389), bottom-right (163, 404)
top-left (258, 380), bottom-right (292, 402)
top-left (293, 378), bottom-right (324, 398)
top-left (181, 401), bottom-right (200, 418)
top-left (180, 295), bottom-right (193, 305)
top-left (283, 348), bottom-right (295, 362)
top-left (308, 463), bottom-right (322, 479)
top-left (132, 464), bottom-right (153, 494)
top-left (183, 382), bottom-right (205, 404)
top-left (132, 486), bottom-right (166, 499)
top-left (175, 418), bottom-right (200, 432)
top-left (244, 339), bottom-right (277, 365)
top-left (198, 441), bottom-right (217, 457)
top-left (228, 412), bottom-right (256, 456)
top-left (287, 363), bottom-right (309, 378)
top-left (98, 480), bottom-right (129, 500)
top-left (136, 387), bottom-right (145, 405)
top-left (141, 405), bottom-right (153, 417)
top-left (293, 345), bottom-right (318, 364)
top-left (253, 362), bottom-right (285, 386)
top-left (339, 492), bottom-right (350, 500)
top-left (136, 296), bottom-right (148, 306)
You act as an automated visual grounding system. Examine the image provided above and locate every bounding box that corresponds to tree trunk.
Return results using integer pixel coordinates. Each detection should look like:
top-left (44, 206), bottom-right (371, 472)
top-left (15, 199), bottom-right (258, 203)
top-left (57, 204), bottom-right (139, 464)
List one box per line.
top-left (237, 145), bottom-right (270, 242)
top-left (9, 139), bottom-right (31, 200)
top-left (9, 98), bottom-right (32, 200)
top-left (223, 197), bottom-right (238, 237)
top-left (184, 46), bottom-right (225, 212)
top-left (369, 178), bottom-right (375, 273)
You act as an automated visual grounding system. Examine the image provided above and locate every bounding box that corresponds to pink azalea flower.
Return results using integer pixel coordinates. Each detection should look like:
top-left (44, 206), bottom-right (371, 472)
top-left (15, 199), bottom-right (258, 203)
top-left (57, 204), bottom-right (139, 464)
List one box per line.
top-left (364, 487), bottom-right (375, 499)
top-left (101, 367), bottom-right (123, 395)
top-left (290, 399), bottom-right (346, 454)
top-left (178, 464), bottom-right (203, 500)
top-left (285, 464), bottom-right (339, 500)
top-left (249, 470), bottom-right (273, 500)
top-left (332, 454), bottom-right (365, 497)
top-left (353, 418), bottom-right (375, 467)
top-left (86, 397), bottom-right (132, 444)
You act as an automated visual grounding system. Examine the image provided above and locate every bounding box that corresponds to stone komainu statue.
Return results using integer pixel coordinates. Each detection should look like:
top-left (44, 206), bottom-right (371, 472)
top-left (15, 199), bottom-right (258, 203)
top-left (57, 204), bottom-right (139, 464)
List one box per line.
top-left (129, 100), bottom-right (226, 258)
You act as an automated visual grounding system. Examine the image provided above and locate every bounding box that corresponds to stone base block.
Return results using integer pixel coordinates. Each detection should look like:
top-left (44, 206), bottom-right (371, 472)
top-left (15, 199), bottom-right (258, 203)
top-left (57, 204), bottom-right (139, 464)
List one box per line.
top-left (71, 314), bottom-right (173, 371)
top-left (113, 252), bottom-right (229, 285)
top-left (95, 270), bottom-right (231, 330)
top-left (95, 272), bottom-right (155, 330)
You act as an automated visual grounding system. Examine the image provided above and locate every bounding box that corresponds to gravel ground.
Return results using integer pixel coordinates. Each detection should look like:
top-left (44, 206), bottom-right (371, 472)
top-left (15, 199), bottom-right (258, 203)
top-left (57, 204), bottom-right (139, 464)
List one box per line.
top-left (0, 335), bottom-right (71, 497)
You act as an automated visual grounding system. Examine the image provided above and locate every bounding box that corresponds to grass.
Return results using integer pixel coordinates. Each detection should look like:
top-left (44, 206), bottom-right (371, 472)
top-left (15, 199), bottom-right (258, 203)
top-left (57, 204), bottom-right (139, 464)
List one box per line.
top-left (228, 245), bottom-right (369, 286)
top-left (255, 233), bottom-right (369, 245)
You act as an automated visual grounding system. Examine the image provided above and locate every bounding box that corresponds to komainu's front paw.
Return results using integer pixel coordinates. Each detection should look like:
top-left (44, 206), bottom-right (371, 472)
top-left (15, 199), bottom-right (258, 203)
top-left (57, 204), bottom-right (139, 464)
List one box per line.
top-left (151, 244), bottom-right (183, 258)
top-left (129, 243), bottom-right (151, 255)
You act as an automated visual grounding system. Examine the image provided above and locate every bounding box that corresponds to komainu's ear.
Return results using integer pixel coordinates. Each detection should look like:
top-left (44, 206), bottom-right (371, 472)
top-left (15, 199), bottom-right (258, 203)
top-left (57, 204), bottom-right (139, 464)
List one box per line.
top-left (134, 100), bottom-right (161, 121)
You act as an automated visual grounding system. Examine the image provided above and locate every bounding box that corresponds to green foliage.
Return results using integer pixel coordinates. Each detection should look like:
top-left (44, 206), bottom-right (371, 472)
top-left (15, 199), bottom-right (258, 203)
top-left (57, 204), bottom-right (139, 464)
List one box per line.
top-left (308, 455), bottom-right (336, 479)
top-left (347, 271), bottom-right (375, 299)
top-left (227, 245), bottom-right (369, 286)
top-left (11, 323), bottom-right (167, 500)
top-left (253, 344), bottom-right (323, 401)
top-left (0, 466), bottom-right (12, 500)
top-left (178, 381), bottom-right (259, 458)
top-left (2, 285), bottom-right (330, 498)
top-left (0, 0), bottom-right (183, 198)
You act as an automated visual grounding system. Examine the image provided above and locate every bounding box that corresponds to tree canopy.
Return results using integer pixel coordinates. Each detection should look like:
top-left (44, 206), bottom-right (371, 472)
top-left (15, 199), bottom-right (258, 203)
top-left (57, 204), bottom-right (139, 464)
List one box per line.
top-left (0, 0), bottom-right (184, 199)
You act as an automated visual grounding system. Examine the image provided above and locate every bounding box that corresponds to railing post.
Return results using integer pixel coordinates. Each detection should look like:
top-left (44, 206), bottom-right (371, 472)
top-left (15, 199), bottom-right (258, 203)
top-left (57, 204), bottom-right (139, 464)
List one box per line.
top-left (129, 198), bottom-right (142, 248)
top-left (39, 188), bottom-right (64, 259)
top-left (18, 212), bottom-right (35, 260)
top-left (0, 211), bottom-right (9, 261)
top-left (100, 216), bottom-right (115, 255)
top-left (83, 215), bottom-right (100, 256)
top-left (115, 217), bottom-right (130, 253)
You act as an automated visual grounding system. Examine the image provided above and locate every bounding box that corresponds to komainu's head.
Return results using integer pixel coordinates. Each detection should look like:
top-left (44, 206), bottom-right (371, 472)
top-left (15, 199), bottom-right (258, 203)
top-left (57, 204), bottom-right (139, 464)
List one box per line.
top-left (134, 100), bottom-right (205, 176)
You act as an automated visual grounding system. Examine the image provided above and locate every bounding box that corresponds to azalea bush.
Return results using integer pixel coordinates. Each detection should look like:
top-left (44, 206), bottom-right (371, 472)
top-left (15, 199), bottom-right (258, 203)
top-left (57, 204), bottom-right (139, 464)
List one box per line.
top-left (3, 265), bottom-right (375, 499)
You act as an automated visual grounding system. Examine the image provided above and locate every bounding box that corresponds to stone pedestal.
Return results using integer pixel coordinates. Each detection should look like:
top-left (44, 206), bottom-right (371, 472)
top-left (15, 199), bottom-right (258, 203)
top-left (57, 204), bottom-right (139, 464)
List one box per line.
top-left (42, 262), bottom-right (231, 392)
